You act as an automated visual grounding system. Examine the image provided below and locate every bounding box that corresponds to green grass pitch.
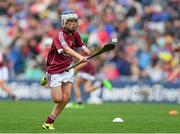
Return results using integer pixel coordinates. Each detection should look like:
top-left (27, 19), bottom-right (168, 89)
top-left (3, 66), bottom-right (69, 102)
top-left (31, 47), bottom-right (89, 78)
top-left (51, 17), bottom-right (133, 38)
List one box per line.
top-left (0, 100), bottom-right (180, 133)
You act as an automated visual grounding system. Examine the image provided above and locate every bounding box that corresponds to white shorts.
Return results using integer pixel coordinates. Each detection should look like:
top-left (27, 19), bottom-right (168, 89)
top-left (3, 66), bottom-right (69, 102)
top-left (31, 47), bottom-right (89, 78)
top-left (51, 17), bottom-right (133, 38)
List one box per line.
top-left (0, 66), bottom-right (9, 81)
top-left (48, 69), bottom-right (74, 88)
top-left (76, 72), bottom-right (96, 81)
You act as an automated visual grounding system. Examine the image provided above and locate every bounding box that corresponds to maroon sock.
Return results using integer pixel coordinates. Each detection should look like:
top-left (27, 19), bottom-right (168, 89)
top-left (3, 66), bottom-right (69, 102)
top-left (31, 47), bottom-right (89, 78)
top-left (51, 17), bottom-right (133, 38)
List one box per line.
top-left (45, 114), bottom-right (56, 124)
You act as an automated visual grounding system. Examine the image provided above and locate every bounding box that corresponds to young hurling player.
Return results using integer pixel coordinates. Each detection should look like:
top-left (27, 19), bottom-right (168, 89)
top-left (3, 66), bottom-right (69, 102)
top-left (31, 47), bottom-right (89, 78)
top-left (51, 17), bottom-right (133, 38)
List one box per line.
top-left (71, 62), bottom-right (112, 108)
top-left (42, 9), bottom-right (91, 130)
top-left (0, 51), bottom-right (17, 101)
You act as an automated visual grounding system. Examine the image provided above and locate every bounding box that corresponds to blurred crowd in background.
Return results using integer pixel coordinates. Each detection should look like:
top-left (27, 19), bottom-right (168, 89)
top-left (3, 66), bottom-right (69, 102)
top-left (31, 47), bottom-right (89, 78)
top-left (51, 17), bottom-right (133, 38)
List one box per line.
top-left (0, 0), bottom-right (179, 82)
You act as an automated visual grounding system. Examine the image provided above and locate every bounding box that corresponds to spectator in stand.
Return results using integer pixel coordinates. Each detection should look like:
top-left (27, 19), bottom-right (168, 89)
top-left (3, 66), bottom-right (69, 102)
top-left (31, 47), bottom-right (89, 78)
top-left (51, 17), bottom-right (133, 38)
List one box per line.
top-left (0, 0), bottom-right (179, 82)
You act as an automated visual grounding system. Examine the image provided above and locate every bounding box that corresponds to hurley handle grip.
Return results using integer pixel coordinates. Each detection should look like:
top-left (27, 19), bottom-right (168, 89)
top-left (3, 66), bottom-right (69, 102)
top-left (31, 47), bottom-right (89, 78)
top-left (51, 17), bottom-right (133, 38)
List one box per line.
top-left (65, 43), bottom-right (115, 71)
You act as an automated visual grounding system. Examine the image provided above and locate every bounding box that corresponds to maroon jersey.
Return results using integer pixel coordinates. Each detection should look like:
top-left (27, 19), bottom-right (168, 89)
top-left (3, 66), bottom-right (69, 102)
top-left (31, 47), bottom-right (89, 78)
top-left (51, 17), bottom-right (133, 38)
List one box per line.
top-left (80, 62), bottom-right (95, 75)
top-left (47, 28), bottom-right (85, 74)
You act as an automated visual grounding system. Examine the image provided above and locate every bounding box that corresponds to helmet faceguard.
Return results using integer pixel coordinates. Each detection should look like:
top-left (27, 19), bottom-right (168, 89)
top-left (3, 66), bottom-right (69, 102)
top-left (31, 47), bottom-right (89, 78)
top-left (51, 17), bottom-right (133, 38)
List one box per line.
top-left (61, 9), bottom-right (78, 27)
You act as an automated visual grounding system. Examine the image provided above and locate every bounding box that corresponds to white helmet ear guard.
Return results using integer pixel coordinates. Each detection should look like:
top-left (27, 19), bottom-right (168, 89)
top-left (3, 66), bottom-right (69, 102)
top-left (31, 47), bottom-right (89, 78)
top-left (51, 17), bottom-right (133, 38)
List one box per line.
top-left (61, 9), bottom-right (78, 27)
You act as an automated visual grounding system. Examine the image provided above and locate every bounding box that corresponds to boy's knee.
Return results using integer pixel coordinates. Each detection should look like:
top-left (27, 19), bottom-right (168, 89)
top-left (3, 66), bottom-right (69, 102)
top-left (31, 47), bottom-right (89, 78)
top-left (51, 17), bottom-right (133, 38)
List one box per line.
top-left (53, 97), bottom-right (62, 103)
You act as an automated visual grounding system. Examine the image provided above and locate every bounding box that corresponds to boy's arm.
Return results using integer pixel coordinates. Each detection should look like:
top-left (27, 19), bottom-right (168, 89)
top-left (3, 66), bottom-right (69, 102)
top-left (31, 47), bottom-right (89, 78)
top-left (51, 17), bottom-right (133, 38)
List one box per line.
top-left (75, 32), bottom-right (91, 56)
top-left (64, 47), bottom-right (87, 63)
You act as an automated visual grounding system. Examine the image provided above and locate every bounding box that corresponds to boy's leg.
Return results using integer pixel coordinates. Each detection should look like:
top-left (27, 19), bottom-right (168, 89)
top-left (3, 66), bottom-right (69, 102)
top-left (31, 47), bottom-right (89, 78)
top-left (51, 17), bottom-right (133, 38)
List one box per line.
top-left (43, 85), bottom-right (62, 130)
top-left (51, 82), bottom-right (72, 117)
top-left (84, 80), bottom-right (99, 93)
top-left (74, 77), bottom-right (84, 104)
top-left (48, 85), bottom-right (62, 122)
top-left (74, 77), bottom-right (82, 103)
top-left (0, 81), bottom-right (16, 99)
top-left (43, 82), bottom-right (72, 129)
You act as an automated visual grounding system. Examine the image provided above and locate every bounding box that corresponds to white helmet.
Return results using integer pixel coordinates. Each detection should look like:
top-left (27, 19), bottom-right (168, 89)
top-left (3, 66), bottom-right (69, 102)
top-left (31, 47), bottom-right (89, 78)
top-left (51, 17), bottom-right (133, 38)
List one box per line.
top-left (61, 9), bottom-right (78, 27)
